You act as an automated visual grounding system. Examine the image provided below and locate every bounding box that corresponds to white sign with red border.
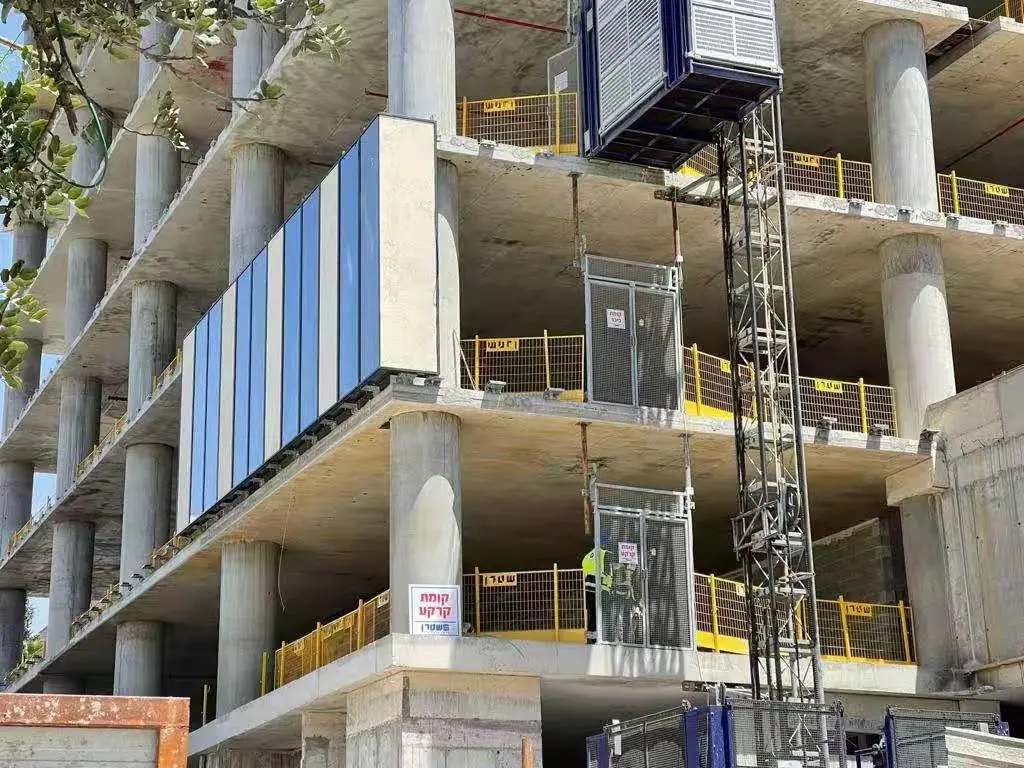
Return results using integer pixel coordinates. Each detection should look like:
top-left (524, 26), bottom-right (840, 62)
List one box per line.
top-left (409, 585), bottom-right (462, 636)
top-left (618, 541), bottom-right (639, 566)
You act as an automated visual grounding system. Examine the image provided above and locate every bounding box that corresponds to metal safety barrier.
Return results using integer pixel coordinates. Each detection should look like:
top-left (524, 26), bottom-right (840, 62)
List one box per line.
top-left (978, 0), bottom-right (1023, 21)
top-left (457, 93), bottom-right (1024, 225)
top-left (76, 412), bottom-right (128, 478)
top-left (457, 93), bottom-right (578, 154)
top-left (152, 348), bottom-right (182, 391)
top-left (267, 590), bottom-right (390, 692)
top-left (467, 567), bottom-right (916, 665)
top-left (939, 172), bottom-right (1024, 226)
top-left (461, 335), bottom-right (897, 436)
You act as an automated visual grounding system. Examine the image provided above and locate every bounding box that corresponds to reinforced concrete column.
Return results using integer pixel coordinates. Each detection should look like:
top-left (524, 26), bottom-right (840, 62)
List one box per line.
top-left (119, 444), bottom-right (173, 579)
top-left (880, 234), bottom-right (955, 438)
top-left (345, 671), bottom-right (542, 768)
top-left (65, 238), bottom-right (107, 343)
top-left (113, 620), bottom-right (163, 695)
top-left (216, 540), bottom-right (279, 717)
top-left (301, 712), bottom-right (346, 768)
top-left (70, 107), bottom-right (112, 188)
top-left (46, 520), bottom-right (95, 657)
top-left (134, 17), bottom-right (181, 250)
top-left (229, 144), bottom-right (284, 282)
top-left (127, 281), bottom-right (177, 416)
top-left (388, 412), bottom-right (461, 634)
top-left (864, 20), bottom-right (938, 210)
top-left (387, 1), bottom-right (460, 383)
top-left (55, 376), bottom-right (101, 495)
top-left (0, 589), bottom-right (26, 681)
top-left (4, 223), bottom-right (46, 429)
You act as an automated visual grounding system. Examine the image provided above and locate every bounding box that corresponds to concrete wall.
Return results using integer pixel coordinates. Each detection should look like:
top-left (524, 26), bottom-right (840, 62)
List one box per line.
top-left (0, 726), bottom-right (157, 767)
top-left (947, 727), bottom-right (1024, 768)
top-left (813, 516), bottom-right (906, 603)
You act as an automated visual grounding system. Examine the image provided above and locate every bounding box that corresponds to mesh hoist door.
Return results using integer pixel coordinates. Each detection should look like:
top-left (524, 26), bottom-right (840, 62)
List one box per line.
top-left (592, 483), bottom-right (696, 650)
top-left (584, 255), bottom-right (681, 409)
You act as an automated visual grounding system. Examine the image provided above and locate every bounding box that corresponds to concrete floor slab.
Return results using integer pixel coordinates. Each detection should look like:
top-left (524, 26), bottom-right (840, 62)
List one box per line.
top-left (930, 16), bottom-right (1024, 183)
top-left (7, 381), bottom-right (926, 693)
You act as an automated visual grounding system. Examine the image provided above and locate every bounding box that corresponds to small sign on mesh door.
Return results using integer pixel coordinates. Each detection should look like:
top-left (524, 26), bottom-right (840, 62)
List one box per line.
top-left (606, 308), bottom-right (626, 330)
top-left (618, 541), bottom-right (639, 565)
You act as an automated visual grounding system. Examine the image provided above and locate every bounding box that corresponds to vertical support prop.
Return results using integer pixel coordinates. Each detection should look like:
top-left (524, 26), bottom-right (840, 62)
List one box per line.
top-left (553, 563), bottom-right (560, 642)
top-left (898, 600), bottom-right (912, 663)
top-left (474, 566), bottom-right (482, 634)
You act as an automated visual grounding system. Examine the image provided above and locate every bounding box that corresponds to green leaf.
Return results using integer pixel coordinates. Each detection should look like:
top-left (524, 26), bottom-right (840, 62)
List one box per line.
top-left (75, 195), bottom-right (93, 210)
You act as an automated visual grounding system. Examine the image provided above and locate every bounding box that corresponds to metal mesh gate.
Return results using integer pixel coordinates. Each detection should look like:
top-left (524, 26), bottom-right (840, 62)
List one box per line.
top-left (884, 708), bottom-right (1004, 768)
top-left (585, 255), bottom-right (681, 410)
top-left (592, 483), bottom-right (695, 649)
top-left (728, 699), bottom-right (846, 768)
top-left (601, 706), bottom-right (729, 768)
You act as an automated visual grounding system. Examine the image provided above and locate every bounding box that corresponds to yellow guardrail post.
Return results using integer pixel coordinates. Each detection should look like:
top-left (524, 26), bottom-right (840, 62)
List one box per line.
top-left (691, 345), bottom-right (703, 415)
top-left (474, 566), bottom-right (482, 634)
top-left (950, 171), bottom-right (960, 215)
top-left (553, 94), bottom-right (562, 153)
top-left (543, 330), bottom-right (552, 390)
top-left (858, 377), bottom-right (868, 433)
top-left (838, 596), bottom-right (854, 660)
top-left (314, 622), bottom-right (322, 670)
top-left (836, 153), bottom-right (844, 198)
top-left (461, 96), bottom-right (468, 137)
top-left (898, 600), bottom-right (912, 663)
top-left (356, 599), bottom-right (365, 650)
top-left (709, 574), bottom-right (720, 651)
top-left (260, 651), bottom-right (268, 696)
top-left (473, 335), bottom-right (481, 390)
top-left (552, 563), bottom-right (560, 642)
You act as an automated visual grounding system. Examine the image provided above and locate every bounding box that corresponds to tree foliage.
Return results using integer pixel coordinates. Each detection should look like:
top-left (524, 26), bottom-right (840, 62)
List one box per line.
top-left (0, 0), bottom-right (347, 388)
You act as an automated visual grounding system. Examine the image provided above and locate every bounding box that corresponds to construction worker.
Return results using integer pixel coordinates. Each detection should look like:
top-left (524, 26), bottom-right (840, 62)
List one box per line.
top-left (583, 532), bottom-right (613, 644)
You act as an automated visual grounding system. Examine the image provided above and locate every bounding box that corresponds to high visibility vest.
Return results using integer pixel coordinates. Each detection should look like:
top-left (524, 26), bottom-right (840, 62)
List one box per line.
top-left (582, 547), bottom-right (612, 591)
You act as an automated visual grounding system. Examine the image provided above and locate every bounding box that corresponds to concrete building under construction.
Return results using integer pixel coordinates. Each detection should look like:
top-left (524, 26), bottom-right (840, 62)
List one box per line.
top-left (1, 0), bottom-right (1024, 765)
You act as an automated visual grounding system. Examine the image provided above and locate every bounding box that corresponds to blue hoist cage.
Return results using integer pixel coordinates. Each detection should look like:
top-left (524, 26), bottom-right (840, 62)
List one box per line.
top-left (578, 0), bottom-right (783, 170)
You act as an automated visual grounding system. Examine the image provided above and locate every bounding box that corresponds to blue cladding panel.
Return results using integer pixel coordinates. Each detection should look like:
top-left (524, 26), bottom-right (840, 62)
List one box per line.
top-left (282, 212), bottom-right (302, 444)
top-left (233, 266), bottom-right (252, 486)
top-left (204, 300), bottom-right (223, 510)
top-left (300, 190), bottom-right (320, 430)
top-left (190, 315), bottom-right (209, 519)
top-left (359, 127), bottom-right (380, 381)
top-left (249, 248), bottom-right (268, 473)
top-left (339, 146), bottom-right (361, 398)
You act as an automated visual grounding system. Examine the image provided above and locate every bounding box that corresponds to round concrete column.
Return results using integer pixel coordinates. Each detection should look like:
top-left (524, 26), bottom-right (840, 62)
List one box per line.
top-left (880, 234), bottom-right (955, 438)
top-left (127, 281), bottom-right (177, 416)
top-left (388, 411), bottom-right (462, 634)
top-left (65, 239), bottom-right (107, 342)
top-left (233, 14), bottom-right (282, 106)
top-left (229, 144), bottom-right (284, 282)
top-left (113, 620), bottom-right (163, 695)
top-left (0, 589), bottom-right (26, 678)
top-left (436, 160), bottom-right (461, 385)
top-left (387, 0), bottom-right (456, 135)
top-left (56, 377), bottom-right (101, 495)
top-left (4, 223), bottom-right (46, 431)
top-left (217, 540), bottom-right (279, 716)
top-left (138, 16), bottom-right (173, 94)
top-left (71, 106), bottom-right (113, 187)
top-left (120, 444), bottom-right (174, 580)
top-left (46, 520), bottom-right (95, 657)
top-left (133, 134), bottom-right (181, 250)
top-left (864, 20), bottom-right (938, 210)
top-left (0, 462), bottom-right (33, 550)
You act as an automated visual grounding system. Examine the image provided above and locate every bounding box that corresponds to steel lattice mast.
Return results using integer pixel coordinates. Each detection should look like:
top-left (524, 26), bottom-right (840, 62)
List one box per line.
top-left (716, 95), bottom-right (825, 711)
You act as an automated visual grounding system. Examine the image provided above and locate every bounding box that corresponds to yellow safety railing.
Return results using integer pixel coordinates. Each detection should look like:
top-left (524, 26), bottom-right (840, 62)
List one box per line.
top-left (460, 334), bottom-right (585, 402)
top-left (5, 519), bottom-right (33, 557)
top-left (465, 566), bottom-right (916, 665)
top-left (267, 590), bottom-right (390, 693)
top-left (76, 412), bottom-right (128, 477)
top-left (461, 335), bottom-right (897, 436)
top-left (977, 0), bottom-right (1023, 21)
top-left (457, 93), bottom-right (578, 155)
top-left (152, 348), bottom-right (182, 391)
top-left (938, 172), bottom-right (1024, 226)
top-left (458, 92), bottom-right (1024, 225)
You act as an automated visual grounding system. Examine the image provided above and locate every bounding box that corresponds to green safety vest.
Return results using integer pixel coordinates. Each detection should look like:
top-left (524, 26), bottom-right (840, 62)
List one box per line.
top-left (582, 547), bottom-right (613, 591)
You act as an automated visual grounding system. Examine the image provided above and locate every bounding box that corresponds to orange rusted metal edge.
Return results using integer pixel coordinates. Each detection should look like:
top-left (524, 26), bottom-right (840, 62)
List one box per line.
top-left (0, 694), bottom-right (189, 728)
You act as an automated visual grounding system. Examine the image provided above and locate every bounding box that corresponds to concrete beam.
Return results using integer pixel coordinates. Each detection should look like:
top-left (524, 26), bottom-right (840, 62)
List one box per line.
top-left (886, 448), bottom-right (949, 504)
top-left (217, 540), bottom-right (280, 717)
top-left (389, 411), bottom-right (462, 635)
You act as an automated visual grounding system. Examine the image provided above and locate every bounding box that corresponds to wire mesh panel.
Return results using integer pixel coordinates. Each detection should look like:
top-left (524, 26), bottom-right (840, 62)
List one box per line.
top-left (938, 173), bottom-right (1024, 226)
top-left (729, 699), bottom-right (847, 768)
top-left (458, 93), bottom-right (579, 153)
top-left (588, 280), bottom-right (636, 406)
top-left (635, 287), bottom-right (681, 409)
top-left (459, 335), bottom-right (585, 399)
top-left (885, 708), bottom-right (1003, 768)
top-left (604, 706), bottom-right (729, 768)
top-left (593, 483), bottom-right (695, 649)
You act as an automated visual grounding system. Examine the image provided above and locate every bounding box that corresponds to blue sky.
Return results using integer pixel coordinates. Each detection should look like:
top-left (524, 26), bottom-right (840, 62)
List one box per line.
top-left (3, 12), bottom-right (53, 633)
